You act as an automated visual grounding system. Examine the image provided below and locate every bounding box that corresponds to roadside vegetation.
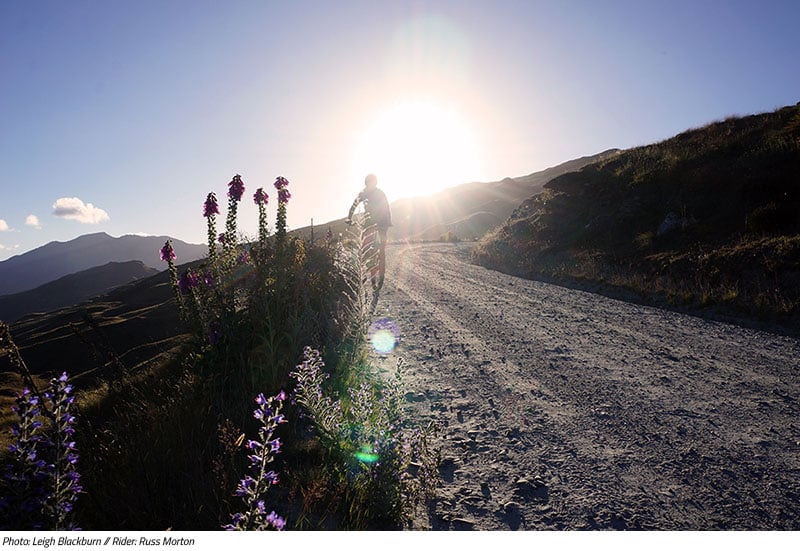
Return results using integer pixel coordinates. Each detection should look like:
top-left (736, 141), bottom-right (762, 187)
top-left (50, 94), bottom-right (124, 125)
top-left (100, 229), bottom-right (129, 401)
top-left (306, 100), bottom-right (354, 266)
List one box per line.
top-left (473, 103), bottom-right (800, 333)
top-left (1, 175), bottom-right (438, 530)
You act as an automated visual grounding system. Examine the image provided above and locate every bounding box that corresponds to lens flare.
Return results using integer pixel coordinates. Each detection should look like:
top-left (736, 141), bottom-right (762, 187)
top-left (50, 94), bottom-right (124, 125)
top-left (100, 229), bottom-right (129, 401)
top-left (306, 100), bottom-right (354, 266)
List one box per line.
top-left (217, 260), bottom-right (256, 291)
top-left (368, 318), bottom-right (400, 355)
top-left (354, 444), bottom-right (379, 465)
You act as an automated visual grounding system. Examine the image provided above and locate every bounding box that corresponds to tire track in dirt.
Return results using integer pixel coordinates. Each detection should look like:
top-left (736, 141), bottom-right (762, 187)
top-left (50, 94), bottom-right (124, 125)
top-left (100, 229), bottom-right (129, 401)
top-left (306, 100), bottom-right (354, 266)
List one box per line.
top-left (372, 243), bottom-right (800, 530)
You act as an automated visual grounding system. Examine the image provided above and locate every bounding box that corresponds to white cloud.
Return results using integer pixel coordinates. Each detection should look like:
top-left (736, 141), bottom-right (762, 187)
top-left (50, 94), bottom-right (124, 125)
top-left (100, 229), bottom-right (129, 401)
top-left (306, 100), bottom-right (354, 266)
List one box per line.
top-left (0, 243), bottom-right (19, 251)
top-left (0, 219), bottom-right (8, 231)
top-left (52, 197), bottom-right (110, 224)
top-left (25, 214), bottom-right (41, 229)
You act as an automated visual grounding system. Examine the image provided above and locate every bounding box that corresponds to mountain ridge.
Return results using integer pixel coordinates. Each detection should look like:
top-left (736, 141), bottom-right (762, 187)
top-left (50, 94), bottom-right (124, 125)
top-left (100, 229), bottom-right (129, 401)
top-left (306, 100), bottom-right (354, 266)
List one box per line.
top-left (0, 232), bottom-right (206, 295)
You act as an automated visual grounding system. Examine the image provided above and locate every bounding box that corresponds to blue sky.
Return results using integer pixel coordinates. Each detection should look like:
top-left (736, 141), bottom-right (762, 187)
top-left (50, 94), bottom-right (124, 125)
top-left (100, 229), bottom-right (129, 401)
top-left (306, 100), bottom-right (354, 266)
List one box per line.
top-left (1, 0), bottom-right (798, 260)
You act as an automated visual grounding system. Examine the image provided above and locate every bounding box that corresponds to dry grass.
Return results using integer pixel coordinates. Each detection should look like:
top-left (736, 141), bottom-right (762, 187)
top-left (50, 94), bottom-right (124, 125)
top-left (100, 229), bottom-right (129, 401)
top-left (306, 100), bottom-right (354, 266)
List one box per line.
top-left (474, 101), bottom-right (800, 334)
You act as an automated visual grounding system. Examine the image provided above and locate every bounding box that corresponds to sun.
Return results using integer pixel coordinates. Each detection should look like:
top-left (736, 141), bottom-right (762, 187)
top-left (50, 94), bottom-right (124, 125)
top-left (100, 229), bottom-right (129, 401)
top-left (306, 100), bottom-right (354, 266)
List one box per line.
top-left (352, 102), bottom-right (482, 200)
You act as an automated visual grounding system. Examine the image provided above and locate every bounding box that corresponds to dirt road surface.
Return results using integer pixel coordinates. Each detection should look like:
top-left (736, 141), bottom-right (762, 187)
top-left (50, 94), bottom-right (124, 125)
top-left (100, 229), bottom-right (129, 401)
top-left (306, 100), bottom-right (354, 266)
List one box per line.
top-left (372, 242), bottom-right (800, 530)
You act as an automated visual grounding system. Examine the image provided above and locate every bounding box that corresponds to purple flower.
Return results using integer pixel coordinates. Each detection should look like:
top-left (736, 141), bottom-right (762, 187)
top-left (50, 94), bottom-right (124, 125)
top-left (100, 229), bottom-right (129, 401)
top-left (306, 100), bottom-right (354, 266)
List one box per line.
top-left (160, 241), bottom-right (176, 262)
top-left (253, 187), bottom-right (268, 205)
top-left (264, 470), bottom-right (279, 485)
top-left (22, 389), bottom-right (37, 406)
top-left (278, 188), bottom-right (291, 204)
top-left (224, 391), bottom-right (287, 531)
top-left (225, 513), bottom-right (245, 529)
top-left (273, 176), bottom-right (289, 190)
top-left (218, 232), bottom-right (227, 244)
top-left (266, 511), bottom-right (285, 531)
top-left (203, 272), bottom-right (215, 287)
top-left (178, 270), bottom-right (200, 292)
top-left (235, 476), bottom-right (256, 497)
top-left (228, 174), bottom-right (245, 202)
top-left (203, 192), bottom-right (220, 218)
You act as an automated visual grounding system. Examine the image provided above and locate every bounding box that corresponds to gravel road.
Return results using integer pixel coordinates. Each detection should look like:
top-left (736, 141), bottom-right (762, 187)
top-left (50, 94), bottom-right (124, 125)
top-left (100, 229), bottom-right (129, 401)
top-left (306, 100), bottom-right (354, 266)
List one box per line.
top-left (372, 242), bottom-right (800, 530)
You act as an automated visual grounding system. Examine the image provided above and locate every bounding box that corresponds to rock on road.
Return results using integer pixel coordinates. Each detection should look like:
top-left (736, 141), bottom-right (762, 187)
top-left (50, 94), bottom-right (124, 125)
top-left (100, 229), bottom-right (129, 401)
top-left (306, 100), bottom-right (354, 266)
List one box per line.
top-left (372, 242), bottom-right (800, 530)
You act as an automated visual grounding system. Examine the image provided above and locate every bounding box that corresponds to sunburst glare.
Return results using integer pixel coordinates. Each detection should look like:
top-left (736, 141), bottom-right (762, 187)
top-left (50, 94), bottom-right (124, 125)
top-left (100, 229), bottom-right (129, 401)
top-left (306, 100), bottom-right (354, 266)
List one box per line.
top-left (352, 102), bottom-right (483, 200)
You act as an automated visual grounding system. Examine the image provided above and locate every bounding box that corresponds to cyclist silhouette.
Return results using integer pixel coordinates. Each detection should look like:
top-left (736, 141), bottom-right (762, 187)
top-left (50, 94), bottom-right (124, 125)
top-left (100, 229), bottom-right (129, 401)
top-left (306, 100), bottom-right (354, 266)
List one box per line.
top-left (347, 174), bottom-right (392, 290)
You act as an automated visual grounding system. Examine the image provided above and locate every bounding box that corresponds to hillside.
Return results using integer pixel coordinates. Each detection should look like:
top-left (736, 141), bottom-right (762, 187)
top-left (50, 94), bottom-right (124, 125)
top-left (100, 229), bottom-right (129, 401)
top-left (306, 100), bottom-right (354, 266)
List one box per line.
top-left (0, 232), bottom-right (206, 295)
top-left (387, 149), bottom-right (621, 242)
top-left (0, 261), bottom-right (158, 324)
top-left (474, 103), bottom-right (800, 333)
top-left (5, 262), bottom-right (188, 379)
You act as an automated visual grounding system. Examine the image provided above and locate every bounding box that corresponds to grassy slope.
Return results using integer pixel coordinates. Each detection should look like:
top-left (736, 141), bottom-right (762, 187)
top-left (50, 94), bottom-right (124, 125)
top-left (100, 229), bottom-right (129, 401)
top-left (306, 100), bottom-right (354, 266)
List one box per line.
top-left (0, 260), bottom-right (159, 324)
top-left (474, 103), bottom-right (800, 334)
top-left (7, 265), bottom-right (187, 379)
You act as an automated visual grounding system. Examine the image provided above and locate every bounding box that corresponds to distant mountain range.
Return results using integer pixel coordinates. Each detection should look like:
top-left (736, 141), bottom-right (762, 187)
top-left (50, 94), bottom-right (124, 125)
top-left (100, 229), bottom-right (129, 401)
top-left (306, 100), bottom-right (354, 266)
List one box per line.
top-left (0, 260), bottom-right (159, 323)
top-left (0, 233), bottom-right (206, 296)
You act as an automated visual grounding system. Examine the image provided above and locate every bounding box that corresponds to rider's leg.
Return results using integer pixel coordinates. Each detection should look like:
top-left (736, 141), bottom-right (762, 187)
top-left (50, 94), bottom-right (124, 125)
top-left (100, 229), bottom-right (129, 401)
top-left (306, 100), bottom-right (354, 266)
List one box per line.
top-left (363, 224), bottom-right (380, 288)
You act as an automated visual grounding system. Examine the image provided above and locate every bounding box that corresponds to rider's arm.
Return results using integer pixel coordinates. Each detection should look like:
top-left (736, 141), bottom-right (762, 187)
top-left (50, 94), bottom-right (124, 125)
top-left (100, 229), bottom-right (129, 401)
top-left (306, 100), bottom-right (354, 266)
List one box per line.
top-left (347, 192), bottom-right (364, 223)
